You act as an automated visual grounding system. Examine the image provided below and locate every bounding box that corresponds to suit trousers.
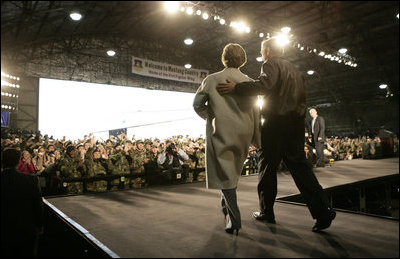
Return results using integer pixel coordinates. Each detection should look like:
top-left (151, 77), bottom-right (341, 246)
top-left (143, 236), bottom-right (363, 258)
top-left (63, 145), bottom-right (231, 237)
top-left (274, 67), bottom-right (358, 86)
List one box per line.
top-left (257, 115), bottom-right (330, 219)
top-left (315, 141), bottom-right (325, 167)
top-left (221, 188), bottom-right (241, 229)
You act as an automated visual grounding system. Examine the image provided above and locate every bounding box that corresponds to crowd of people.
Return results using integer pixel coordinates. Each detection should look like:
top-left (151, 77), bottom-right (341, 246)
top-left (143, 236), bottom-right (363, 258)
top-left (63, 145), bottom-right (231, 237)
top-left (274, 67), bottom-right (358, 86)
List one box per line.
top-left (1, 128), bottom-right (207, 196)
top-left (1, 128), bottom-right (398, 196)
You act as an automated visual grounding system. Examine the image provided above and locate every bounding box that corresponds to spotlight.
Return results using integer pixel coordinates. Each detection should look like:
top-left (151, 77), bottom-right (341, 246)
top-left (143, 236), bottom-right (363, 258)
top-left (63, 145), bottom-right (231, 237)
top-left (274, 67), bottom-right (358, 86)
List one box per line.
top-left (256, 57), bottom-right (263, 62)
top-left (307, 70), bottom-right (315, 75)
top-left (281, 27), bottom-right (291, 34)
top-left (164, 1), bottom-right (179, 13)
top-left (338, 48), bottom-right (347, 54)
top-left (186, 7), bottom-right (194, 15)
top-left (300, 46), bottom-right (304, 51)
top-left (107, 50), bottom-right (116, 56)
top-left (259, 33), bottom-right (264, 38)
top-left (276, 34), bottom-right (290, 47)
top-left (184, 64), bottom-right (192, 69)
top-left (202, 12), bottom-right (209, 20)
top-left (245, 26), bottom-right (251, 33)
top-left (184, 38), bottom-right (193, 45)
top-left (379, 84), bottom-right (388, 89)
top-left (69, 12), bottom-right (82, 21)
top-left (219, 19), bottom-right (225, 25)
top-left (196, 10), bottom-right (201, 15)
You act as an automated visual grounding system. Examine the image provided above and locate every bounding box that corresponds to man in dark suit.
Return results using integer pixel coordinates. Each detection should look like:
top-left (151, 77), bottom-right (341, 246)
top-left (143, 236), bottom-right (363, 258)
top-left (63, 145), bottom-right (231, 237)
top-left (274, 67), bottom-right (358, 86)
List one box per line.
top-left (1, 148), bottom-right (44, 257)
top-left (309, 108), bottom-right (326, 167)
top-left (216, 37), bottom-right (335, 232)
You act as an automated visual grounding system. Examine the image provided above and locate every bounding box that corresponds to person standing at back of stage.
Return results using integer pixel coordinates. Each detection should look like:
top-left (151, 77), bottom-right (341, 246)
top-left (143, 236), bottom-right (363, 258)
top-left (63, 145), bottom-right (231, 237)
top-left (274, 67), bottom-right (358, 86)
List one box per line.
top-left (217, 38), bottom-right (335, 232)
top-left (309, 108), bottom-right (326, 168)
top-left (193, 43), bottom-right (261, 235)
top-left (1, 148), bottom-right (44, 258)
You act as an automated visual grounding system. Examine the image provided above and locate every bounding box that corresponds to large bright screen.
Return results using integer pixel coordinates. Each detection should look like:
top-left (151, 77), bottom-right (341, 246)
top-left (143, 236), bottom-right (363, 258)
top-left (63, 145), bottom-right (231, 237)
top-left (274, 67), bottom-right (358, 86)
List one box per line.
top-left (39, 78), bottom-right (205, 141)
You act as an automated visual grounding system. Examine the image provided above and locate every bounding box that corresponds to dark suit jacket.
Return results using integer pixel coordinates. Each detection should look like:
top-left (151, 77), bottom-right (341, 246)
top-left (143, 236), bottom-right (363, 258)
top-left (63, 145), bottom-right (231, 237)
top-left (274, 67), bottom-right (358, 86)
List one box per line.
top-left (234, 56), bottom-right (307, 119)
top-left (1, 168), bottom-right (44, 253)
top-left (312, 116), bottom-right (325, 143)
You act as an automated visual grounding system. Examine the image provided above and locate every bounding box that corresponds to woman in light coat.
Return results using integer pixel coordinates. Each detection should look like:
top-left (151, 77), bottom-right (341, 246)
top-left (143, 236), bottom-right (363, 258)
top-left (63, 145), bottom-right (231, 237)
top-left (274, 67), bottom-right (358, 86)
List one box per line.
top-left (193, 43), bottom-right (261, 235)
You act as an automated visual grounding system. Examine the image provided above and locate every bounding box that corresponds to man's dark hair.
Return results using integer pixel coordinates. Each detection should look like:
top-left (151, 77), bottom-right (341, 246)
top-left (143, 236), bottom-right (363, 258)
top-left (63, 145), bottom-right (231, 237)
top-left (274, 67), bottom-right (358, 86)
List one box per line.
top-left (1, 148), bottom-right (21, 169)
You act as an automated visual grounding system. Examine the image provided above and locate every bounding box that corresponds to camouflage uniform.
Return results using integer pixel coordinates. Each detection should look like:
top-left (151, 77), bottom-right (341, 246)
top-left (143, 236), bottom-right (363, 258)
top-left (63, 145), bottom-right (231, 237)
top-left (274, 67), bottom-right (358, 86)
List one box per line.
top-left (130, 142), bottom-right (147, 188)
top-left (195, 148), bottom-right (206, 182)
top-left (109, 151), bottom-right (130, 190)
top-left (85, 148), bottom-right (112, 192)
top-left (59, 153), bottom-right (84, 195)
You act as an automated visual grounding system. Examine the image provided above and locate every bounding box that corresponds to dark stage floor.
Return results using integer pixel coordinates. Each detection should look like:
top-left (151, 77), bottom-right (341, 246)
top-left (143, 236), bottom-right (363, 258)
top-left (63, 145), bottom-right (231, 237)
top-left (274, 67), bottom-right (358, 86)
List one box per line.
top-left (46, 158), bottom-right (399, 258)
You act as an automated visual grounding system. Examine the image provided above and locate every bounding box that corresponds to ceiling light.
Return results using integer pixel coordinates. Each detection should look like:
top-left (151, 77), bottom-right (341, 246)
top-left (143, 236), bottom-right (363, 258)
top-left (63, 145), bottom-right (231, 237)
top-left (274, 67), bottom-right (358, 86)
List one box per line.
top-left (219, 19), bottom-right (225, 25)
top-left (180, 6), bottom-right (185, 12)
top-left (256, 57), bottom-right (263, 62)
top-left (202, 12), bottom-right (209, 20)
top-left (307, 70), bottom-right (315, 75)
top-left (379, 84), bottom-right (387, 89)
top-left (259, 33), bottom-right (264, 38)
top-left (70, 12), bottom-right (82, 21)
top-left (319, 51), bottom-right (325, 56)
top-left (164, 1), bottom-right (179, 13)
top-left (245, 26), bottom-right (251, 33)
top-left (184, 38), bottom-right (193, 45)
top-left (196, 10), bottom-right (201, 15)
top-left (186, 7), bottom-right (194, 15)
top-left (281, 27), bottom-right (291, 34)
top-left (184, 64), bottom-right (192, 69)
top-left (338, 48), bottom-right (347, 54)
top-left (107, 50), bottom-right (116, 56)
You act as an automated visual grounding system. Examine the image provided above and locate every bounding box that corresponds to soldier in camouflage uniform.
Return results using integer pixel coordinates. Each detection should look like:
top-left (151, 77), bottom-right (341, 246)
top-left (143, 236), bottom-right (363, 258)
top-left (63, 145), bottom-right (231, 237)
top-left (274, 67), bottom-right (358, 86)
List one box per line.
top-left (59, 145), bottom-right (85, 195)
top-left (196, 144), bottom-right (206, 181)
top-left (85, 147), bottom-right (113, 192)
top-left (130, 140), bottom-right (147, 188)
top-left (109, 143), bottom-right (130, 190)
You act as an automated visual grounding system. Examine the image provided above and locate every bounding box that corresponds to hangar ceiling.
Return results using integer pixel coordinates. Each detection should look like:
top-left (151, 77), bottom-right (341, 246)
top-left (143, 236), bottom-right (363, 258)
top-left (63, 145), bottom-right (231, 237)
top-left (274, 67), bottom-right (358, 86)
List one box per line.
top-left (1, 1), bottom-right (399, 133)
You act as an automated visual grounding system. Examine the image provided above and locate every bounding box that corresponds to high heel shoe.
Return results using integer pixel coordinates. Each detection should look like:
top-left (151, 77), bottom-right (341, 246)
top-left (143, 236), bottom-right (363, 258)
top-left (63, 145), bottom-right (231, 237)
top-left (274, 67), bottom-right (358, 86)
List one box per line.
top-left (225, 228), bottom-right (239, 236)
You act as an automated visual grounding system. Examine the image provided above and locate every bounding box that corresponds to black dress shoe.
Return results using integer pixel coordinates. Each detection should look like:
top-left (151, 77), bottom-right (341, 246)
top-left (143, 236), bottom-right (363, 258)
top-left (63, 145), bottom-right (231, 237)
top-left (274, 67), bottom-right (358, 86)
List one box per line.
top-left (252, 211), bottom-right (276, 224)
top-left (312, 210), bottom-right (336, 232)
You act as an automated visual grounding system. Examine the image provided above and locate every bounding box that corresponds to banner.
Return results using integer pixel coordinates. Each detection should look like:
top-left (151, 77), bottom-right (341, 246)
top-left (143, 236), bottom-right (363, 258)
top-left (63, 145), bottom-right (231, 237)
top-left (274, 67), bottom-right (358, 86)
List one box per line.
top-left (132, 56), bottom-right (208, 84)
top-left (1, 111), bottom-right (10, 127)
top-left (109, 128), bottom-right (127, 138)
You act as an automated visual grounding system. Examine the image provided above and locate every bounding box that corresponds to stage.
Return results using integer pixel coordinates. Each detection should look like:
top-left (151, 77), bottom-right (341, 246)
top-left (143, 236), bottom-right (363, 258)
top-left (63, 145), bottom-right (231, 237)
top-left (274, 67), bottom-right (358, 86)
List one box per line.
top-left (45, 158), bottom-right (399, 258)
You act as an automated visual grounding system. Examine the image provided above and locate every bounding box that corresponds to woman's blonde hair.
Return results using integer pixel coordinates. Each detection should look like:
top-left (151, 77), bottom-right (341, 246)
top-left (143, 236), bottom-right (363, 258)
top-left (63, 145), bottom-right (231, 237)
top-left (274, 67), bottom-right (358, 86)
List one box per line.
top-left (221, 43), bottom-right (247, 68)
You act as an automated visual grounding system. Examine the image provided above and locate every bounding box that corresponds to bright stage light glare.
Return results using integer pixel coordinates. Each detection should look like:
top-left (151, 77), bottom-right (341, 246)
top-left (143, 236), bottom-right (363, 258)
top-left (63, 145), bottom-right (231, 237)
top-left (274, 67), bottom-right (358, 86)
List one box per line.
top-left (307, 70), bottom-right (315, 75)
top-left (184, 64), bottom-right (192, 69)
top-left (379, 84), bottom-right (388, 89)
top-left (338, 48), bottom-right (347, 54)
top-left (280, 26), bottom-right (291, 34)
top-left (164, 1), bottom-right (179, 13)
top-left (230, 21), bottom-right (248, 33)
top-left (259, 32), bottom-right (264, 38)
top-left (245, 26), bottom-right (250, 33)
top-left (256, 57), bottom-right (263, 62)
top-left (186, 7), bottom-right (194, 15)
top-left (276, 34), bottom-right (290, 47)
top-left (184, 38), bottom-right (193, 45)
top-left (256, 97), bottom-right (264, 109)
top-left (196, 10), bottom-right (201, 15)
top-left (202, 12), bottom-right (209, 19)
top-left (219, 19), bottom-right (225, 25)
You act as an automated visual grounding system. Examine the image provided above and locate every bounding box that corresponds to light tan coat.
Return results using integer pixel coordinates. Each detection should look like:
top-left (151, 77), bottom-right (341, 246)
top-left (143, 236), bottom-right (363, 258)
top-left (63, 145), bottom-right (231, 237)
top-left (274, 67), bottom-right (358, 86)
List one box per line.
top-left (193, 68), bottom-right (261, 189)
